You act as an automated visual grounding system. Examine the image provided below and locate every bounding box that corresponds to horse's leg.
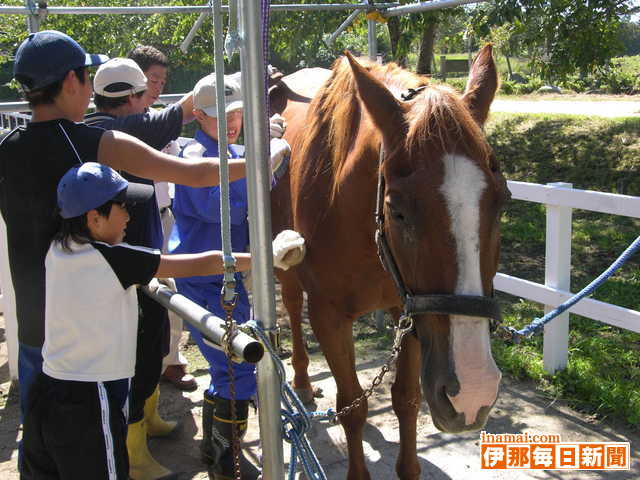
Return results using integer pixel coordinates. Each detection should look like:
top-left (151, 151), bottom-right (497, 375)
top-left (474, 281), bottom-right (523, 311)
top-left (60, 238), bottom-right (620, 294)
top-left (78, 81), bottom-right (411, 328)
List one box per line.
top-left (309, 299), bottom-right (370, 480)
top-left (279, 274), bottom-right (314, 404)
top-left (391, 309), bottom-right (422, 480)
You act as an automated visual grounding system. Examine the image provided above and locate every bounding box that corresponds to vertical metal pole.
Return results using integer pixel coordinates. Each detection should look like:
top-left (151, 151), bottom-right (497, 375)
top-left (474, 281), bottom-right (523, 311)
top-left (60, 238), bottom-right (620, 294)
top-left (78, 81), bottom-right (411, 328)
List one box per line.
top-left (210, 0), bottom-right (236, 302)
top-left (237, 2), bottom-right (285, 479)
top-left (24, 0), bottom-right (39, 32)
top-left (367, 18), bottom-right (377, 61)
top-left (543, 182), bottom-right (572, 373)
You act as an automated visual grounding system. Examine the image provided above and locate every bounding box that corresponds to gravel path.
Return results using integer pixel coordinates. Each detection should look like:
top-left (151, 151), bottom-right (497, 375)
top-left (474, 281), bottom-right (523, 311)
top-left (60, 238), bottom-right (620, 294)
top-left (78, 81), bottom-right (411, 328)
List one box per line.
top-left (491, 98), bottom-right (640, 117)
top-left (1, 335), bottom-right (639, 479)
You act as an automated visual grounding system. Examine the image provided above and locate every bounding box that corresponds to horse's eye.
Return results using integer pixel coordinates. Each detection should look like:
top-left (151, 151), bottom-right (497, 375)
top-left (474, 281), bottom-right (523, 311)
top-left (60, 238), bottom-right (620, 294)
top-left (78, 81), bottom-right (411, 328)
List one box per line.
top-left (388, 204), bottom-right (405, 223)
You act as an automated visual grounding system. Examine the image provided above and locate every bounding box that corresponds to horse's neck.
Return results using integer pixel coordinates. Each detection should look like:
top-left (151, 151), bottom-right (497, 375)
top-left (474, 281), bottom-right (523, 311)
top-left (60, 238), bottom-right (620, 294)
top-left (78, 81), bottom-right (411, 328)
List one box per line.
top-left (331, 134), bottom-right (380, 221)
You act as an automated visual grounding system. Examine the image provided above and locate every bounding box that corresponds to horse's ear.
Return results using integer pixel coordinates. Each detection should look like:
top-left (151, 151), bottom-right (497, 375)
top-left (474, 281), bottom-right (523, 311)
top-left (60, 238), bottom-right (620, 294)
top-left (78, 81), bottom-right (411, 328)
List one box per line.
top-left (462, 44), bottom-right (498, 127)
top-left (344, 51), bottom-right (406, 146)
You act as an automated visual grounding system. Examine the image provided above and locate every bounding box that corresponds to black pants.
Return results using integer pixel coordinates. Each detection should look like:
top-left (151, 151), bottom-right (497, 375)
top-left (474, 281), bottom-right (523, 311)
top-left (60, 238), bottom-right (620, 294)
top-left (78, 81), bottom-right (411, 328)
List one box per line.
top-left (129, 289), bottom-right (170, 423)
top-left (22, 374), bottom-right (129, 480)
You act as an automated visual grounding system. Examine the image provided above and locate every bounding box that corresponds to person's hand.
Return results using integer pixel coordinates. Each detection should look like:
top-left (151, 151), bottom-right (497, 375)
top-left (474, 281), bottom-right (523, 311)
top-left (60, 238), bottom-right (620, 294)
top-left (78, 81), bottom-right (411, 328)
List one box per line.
top-left (270, 137), bottom-right (291, 175)
top-left (158, 277), bottom-right (177, 292)
top-left (147, 278), bottom-right (177, 293)
top-left (162, 140), bottom-right (181, 156)
top-left (269, 113), bottom-right (287, 138)
top-left (272, 230), bottom-right (305, 270)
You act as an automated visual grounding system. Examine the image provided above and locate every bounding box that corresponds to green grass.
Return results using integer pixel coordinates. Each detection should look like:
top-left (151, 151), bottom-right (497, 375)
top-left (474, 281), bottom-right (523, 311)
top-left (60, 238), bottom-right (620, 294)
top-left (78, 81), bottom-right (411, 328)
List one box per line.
top-left (614, 54), bottom-right (640, 77)
top-left (487, 113), bottom-right (640, 428)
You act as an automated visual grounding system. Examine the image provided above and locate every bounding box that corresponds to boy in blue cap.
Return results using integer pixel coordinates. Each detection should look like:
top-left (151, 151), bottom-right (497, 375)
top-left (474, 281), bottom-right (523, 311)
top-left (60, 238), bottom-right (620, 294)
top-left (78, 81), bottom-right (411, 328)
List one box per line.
top-left (21, 162), bottom-right (303, 480)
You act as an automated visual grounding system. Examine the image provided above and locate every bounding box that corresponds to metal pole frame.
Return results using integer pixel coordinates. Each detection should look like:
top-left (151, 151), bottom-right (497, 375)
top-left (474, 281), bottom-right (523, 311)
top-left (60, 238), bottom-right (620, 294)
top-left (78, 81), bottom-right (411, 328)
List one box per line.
top-left (0, 3), bottom-right (401, 15)
top-left (237, 2), bottom-right (285, 479)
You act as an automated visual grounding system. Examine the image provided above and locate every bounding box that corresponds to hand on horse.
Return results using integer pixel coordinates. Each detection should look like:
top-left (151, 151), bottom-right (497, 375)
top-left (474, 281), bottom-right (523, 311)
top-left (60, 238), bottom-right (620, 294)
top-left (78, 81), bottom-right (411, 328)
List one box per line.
top-left (269, 113), bottom-right (287, 138)
top-left (272, 229), bottom-right (305, 270)
top-left (269, 137), bottom-right (290, 175)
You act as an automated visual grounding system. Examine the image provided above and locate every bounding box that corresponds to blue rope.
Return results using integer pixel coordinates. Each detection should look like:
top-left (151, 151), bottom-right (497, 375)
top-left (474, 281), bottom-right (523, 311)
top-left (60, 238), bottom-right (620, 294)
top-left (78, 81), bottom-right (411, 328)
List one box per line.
top-left (504, 235), bottom-right (640, 342)
top-left (247, 320), bottom-right (334, 480)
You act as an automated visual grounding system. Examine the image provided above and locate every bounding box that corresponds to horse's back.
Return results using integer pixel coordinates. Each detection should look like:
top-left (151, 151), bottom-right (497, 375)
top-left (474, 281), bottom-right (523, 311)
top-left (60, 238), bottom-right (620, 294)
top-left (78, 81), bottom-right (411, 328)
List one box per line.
top-left (283, 67), bottom-right (332, 99)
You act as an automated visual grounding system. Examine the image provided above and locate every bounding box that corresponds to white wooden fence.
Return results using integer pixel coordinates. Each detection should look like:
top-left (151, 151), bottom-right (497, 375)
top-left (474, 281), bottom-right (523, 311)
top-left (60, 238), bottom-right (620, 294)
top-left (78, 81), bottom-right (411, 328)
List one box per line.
top-left (495, 181), bottom-right (640, 373)
top-left (0, 173), bottom-right (638, 379)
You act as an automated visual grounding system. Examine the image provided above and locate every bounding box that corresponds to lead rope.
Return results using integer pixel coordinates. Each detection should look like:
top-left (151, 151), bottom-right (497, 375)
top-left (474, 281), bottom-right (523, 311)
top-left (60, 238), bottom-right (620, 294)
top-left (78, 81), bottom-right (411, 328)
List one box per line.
top-left (210, 0), bottom-right (241, 478)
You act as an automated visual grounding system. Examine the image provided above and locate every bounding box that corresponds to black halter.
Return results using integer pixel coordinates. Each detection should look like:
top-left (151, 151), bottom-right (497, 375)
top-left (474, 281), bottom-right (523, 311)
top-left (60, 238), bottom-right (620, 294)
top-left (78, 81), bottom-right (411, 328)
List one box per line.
top-left (374, 90), bottom-right (503, 326)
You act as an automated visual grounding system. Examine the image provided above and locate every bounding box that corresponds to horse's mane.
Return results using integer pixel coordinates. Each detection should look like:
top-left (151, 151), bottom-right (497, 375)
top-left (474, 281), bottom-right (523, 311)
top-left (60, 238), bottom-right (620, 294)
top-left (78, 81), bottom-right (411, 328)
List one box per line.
top-left (295, 55), bottom-right (491, 201)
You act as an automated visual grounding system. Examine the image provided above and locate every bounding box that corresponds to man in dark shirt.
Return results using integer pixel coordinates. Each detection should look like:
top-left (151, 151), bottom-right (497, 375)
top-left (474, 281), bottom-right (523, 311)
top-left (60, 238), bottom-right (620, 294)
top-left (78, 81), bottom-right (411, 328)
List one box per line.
top-left (0, 30), bottom-right (249, 474)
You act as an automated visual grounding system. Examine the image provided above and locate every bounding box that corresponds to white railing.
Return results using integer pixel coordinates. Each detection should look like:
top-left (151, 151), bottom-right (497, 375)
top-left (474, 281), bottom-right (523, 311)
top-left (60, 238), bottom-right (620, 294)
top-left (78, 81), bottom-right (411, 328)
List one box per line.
top-left (0, 111), bottom-right (30, 133)
top-left (496, 181), bottom-right (640, 373)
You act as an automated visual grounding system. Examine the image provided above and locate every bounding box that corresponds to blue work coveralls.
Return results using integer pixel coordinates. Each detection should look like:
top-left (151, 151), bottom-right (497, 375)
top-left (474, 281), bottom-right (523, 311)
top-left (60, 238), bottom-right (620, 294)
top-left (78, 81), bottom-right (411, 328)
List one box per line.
top-left (169, 130), bottom-right (255, 400)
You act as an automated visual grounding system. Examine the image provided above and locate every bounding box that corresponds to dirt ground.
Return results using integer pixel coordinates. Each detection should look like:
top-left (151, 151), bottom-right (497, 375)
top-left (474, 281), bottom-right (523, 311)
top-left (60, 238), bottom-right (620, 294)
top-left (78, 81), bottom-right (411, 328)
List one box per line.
top-left (1, 310), bottom-right (639, 479)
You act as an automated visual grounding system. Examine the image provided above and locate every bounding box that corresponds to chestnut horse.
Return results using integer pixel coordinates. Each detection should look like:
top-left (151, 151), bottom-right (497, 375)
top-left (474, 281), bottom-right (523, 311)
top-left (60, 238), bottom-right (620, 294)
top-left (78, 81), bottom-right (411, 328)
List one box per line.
top-left (269, 45), bottom-right (509, 479)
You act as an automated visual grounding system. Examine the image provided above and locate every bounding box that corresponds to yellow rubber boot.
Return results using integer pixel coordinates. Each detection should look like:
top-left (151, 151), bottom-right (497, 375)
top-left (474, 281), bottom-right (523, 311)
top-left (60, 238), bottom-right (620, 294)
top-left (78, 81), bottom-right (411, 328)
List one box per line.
top-left (144, 385), bottom-right (177, 437)
top-left (126, 419), bottom-right (175, 480)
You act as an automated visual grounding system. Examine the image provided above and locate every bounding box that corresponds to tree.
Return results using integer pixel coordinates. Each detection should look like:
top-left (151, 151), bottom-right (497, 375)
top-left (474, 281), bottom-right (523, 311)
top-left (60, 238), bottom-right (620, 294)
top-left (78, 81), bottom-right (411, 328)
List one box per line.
top-left (472, 0), bottom-right (634, 80)
top-left (618, 20), bottom-right (640, 55)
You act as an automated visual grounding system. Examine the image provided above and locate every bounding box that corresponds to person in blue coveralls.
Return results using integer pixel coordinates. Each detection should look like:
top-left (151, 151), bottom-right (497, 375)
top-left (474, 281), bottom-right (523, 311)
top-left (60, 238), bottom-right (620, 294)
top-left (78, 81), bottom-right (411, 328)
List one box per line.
top-left (169, 72), bottom-right (290, 479)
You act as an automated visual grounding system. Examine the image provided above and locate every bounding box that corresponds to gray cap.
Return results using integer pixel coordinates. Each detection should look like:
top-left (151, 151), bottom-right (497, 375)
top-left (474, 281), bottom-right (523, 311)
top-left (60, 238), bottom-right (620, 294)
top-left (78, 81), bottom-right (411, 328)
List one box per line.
top-left (193, 73), bottom-right (242, 117)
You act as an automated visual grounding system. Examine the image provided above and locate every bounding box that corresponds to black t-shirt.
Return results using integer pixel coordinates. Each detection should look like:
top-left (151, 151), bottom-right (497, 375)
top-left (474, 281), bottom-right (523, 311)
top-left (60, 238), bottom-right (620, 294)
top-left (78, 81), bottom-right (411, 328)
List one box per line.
top-left (85, 104), bottom-right (183, 250)
top-left (0, 119), bottom-right (105, 347)
top-left (91, 242), bottom-right (160, 290)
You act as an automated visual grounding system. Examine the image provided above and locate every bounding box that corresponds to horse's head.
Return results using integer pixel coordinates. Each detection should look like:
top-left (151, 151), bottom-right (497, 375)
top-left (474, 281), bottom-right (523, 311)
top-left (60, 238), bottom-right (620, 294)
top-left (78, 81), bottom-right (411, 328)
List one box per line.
top-left (346, 46), bottom-right (509, 433)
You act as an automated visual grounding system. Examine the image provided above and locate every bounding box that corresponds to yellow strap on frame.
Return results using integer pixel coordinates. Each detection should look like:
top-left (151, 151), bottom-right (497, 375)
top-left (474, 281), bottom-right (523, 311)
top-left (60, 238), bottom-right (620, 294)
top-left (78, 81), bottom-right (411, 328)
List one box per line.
top-left (366, 10), bottom-right (388, 24)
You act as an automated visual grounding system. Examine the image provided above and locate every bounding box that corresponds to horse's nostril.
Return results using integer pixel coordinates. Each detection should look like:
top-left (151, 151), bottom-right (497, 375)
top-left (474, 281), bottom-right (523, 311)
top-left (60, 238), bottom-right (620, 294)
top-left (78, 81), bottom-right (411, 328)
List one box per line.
top-left (443, 378), bottom-right (460, 398)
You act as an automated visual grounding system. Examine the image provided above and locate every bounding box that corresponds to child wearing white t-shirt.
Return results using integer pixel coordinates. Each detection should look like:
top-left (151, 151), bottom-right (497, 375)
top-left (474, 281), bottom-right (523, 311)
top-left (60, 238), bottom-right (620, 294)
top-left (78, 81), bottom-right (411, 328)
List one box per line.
top-left (21, 162), bottom-right (302, 480)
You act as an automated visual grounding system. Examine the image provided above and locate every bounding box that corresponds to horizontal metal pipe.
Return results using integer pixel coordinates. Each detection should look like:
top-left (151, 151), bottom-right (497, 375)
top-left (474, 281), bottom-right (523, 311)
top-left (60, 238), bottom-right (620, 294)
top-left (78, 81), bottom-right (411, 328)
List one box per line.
top-left (325, 9), bottom-right (361, 47)
top-left (0, 3), bottom-right (399, 15)
top-left (383, 0), bottom-right (486, 17)
top-left (142, 285), bottom-right (264, 364)
top-left (179, 11), bottom-right (209, 54)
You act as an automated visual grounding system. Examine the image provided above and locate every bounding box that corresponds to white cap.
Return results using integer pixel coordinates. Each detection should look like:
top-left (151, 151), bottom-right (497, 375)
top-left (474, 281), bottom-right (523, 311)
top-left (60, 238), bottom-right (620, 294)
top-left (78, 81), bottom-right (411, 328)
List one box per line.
top-left (193, 73), bottom-right (243, 117)
top-left (94, 58), bottom-right (147, 98)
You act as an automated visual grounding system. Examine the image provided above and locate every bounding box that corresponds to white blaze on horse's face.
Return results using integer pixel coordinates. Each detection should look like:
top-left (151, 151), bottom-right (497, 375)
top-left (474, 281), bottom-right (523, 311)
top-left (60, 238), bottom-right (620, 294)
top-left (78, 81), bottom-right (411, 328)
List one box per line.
top-left (439, 153), bottom-right (501, 426)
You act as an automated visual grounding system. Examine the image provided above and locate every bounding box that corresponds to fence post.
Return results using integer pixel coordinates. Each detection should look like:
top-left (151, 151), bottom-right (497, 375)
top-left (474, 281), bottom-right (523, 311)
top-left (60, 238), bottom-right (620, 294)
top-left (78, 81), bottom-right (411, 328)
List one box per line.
top-left (0, 215), bottom-right (18, 381)
top-left (440, 55), bottom-right (447, 80)
top-left (543, 182), bottom-right (573, 373)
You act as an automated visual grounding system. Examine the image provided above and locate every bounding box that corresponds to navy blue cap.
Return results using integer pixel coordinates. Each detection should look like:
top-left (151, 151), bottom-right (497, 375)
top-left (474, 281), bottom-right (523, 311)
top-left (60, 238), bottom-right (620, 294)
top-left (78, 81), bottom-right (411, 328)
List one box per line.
top-left (14, 30), bottom-right (108, 91)
top-left (57, 162), bottom-right (153, 219)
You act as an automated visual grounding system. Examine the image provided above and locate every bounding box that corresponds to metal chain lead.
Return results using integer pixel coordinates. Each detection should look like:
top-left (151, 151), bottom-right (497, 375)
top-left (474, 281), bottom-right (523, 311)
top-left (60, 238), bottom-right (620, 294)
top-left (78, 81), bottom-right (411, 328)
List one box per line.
top-left (331, 316), bottom-right (414, 424)
top-left (221, 297), bottom-right (242, 480)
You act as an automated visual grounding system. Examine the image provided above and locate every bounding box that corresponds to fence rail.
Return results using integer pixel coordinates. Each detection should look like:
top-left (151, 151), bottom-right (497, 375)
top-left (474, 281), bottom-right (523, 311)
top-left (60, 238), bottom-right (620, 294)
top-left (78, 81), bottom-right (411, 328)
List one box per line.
top-left (499, 180), bottom-right (640, 373)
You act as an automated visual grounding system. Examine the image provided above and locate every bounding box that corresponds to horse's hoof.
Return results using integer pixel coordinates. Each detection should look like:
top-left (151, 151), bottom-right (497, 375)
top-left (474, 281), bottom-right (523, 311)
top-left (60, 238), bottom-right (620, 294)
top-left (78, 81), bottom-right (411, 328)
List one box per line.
top-left (294, 386), bottom-right (323, 406)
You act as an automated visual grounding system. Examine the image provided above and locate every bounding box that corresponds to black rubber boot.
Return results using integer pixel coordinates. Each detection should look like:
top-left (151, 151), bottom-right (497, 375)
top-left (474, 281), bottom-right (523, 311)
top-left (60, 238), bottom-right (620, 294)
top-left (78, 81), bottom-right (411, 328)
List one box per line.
top-left (201, 393), bottom-right (259, 480)
top-left (200, 391), bottom-right (216, 464)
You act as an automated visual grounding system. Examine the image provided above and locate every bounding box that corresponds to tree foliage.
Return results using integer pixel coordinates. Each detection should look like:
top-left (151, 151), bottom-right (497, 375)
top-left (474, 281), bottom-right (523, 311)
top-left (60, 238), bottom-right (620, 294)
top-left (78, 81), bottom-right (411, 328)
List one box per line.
top-left (471, 0), bottom-right (634, 80)
top-left (0, 0), bottom-right (636, 97)
top-left (618, 20), bottom-right (640, 56)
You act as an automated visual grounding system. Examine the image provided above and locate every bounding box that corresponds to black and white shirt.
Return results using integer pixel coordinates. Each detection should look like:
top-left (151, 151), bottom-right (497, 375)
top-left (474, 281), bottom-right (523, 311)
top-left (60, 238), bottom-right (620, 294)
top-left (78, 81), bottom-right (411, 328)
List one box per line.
top-left (43, 240), bottom-right (160, 382)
